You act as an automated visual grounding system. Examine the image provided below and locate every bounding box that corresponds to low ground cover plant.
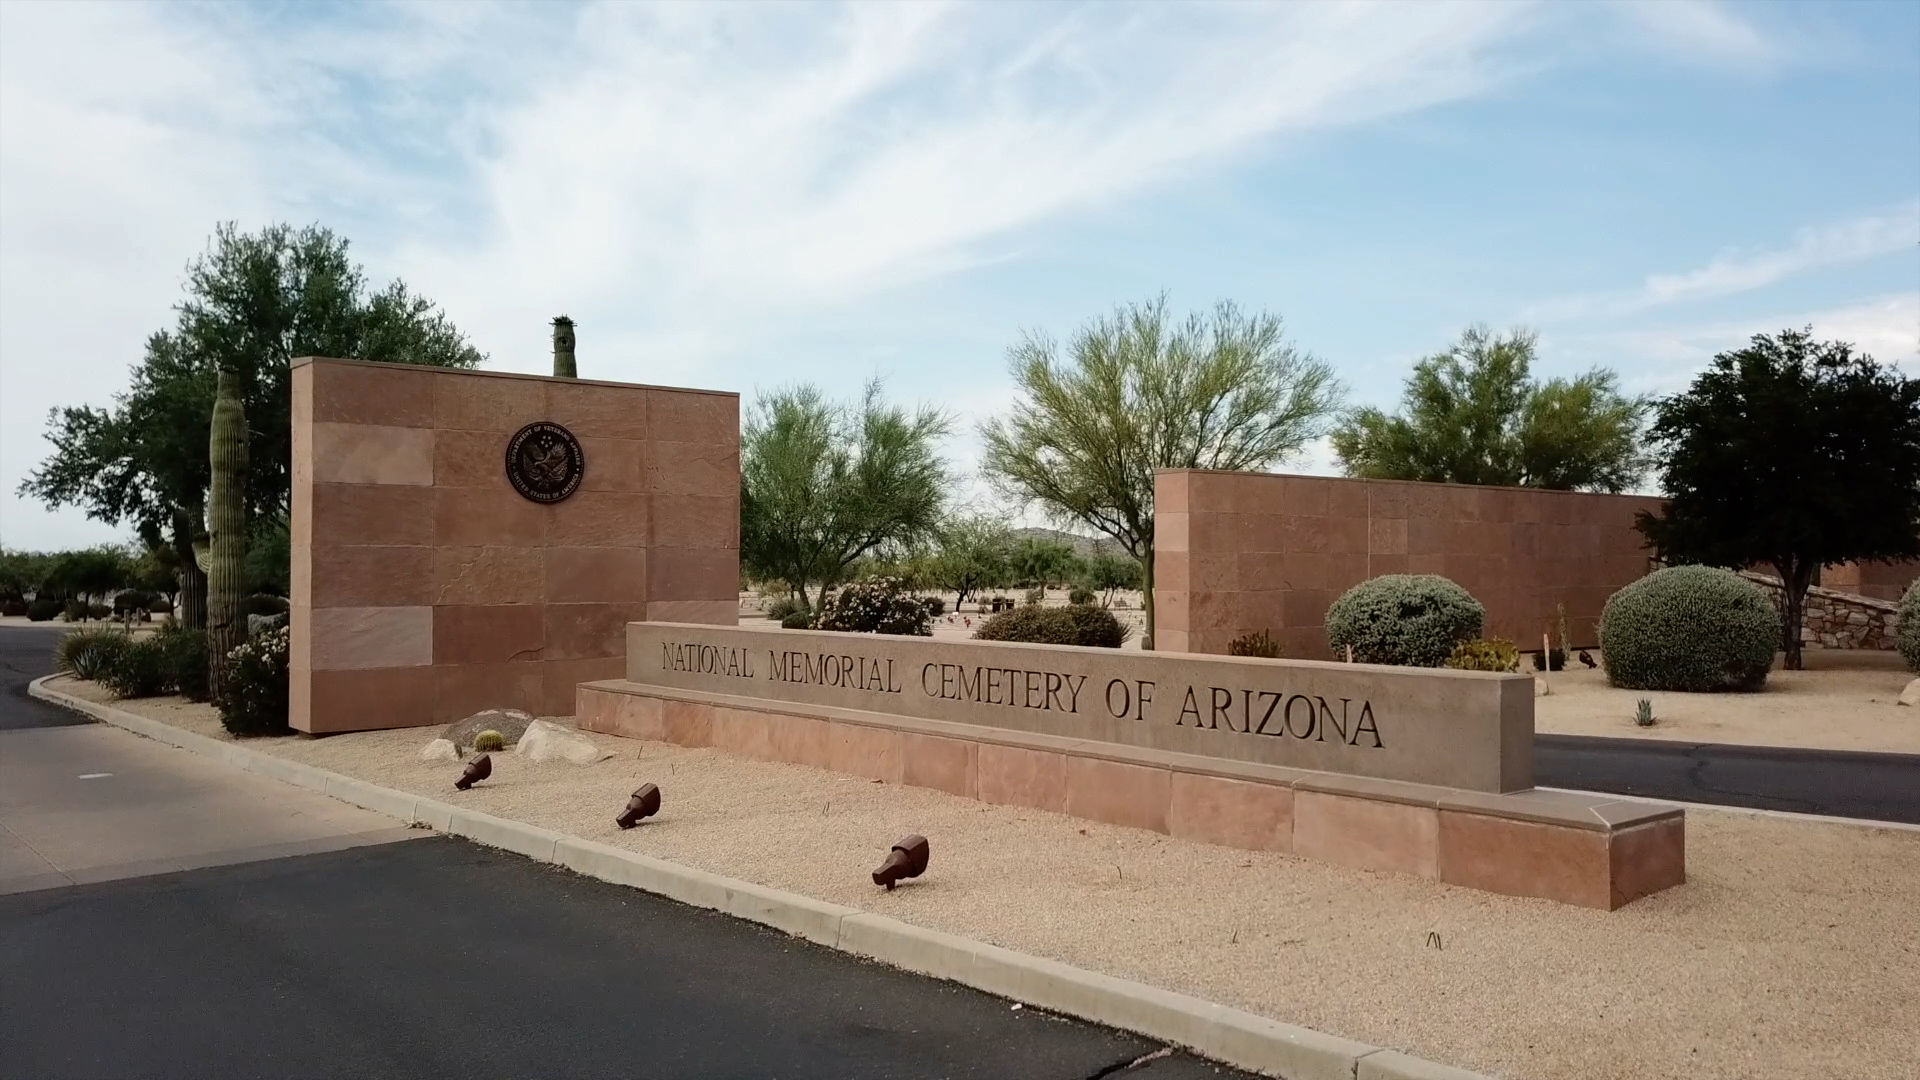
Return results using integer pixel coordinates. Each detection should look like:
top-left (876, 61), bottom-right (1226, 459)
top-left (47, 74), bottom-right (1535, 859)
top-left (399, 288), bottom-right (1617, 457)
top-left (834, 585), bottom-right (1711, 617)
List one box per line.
top-left (1599, 565), bottom-right (1777, 692)
top-left (1325, 574), bottom-right (1485, 667)
top-left (1227, 630), bottom-right (1282, 658)
top-left (973, 604), bottom-right (1129, 648)
top-left (1447, 637), bottom-right (1520, 672)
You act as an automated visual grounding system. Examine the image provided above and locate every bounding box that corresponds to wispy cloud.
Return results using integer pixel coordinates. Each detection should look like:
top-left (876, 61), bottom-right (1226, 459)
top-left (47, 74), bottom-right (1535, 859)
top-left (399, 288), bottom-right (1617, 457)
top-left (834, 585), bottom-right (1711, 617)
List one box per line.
top-left (1610, 0), bottom-right (1783, 67)
top-left (1524, 201), bottom-right (1920, 323)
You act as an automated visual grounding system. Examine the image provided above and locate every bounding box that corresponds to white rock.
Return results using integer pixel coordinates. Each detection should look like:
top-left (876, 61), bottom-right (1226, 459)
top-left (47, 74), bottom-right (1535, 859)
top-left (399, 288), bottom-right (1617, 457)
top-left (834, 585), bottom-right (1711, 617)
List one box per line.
top-left (420, 738), bottom-right (461, 763)
top-left (1899, 678), bottom-right (1920, 708)
top-left (513, 719), bottom-right (612, 765)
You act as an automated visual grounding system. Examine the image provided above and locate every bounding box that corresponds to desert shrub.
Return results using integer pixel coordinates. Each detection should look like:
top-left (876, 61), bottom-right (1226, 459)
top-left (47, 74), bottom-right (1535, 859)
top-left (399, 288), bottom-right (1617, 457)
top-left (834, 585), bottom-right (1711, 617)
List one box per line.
top-left (814, 578), bottom-right (937, 636)
top-left (1024, 586), bottom-right (1046, 606)
top-left (217, 623), bottom-right (290, 736)
top-left (1227, 630), bottom-right (1282, 658)
top-left (99, 636), bottom-right (176, 698)
top-left (973, 604), bottom-right (1128, 648)
top-left (1068, 586), bottom-right (1095, 606)
top-left (1530, 648), bottom-right (1566, 672)
top-left (149, 597), bottom-right (173, 615)
top-left (62, 600), bottom-right (89, 622)
top-left (1325, 575), bottom-right (1485, 667)
top-left (55, 627), bottom-right (131, 680)
top-left (1897, 580), bottom-right (1919, 673)
top-left (765, 596), bottom-right (805, 622)
top-left (780, 610), bottom-right (813, 630)
top-left (1599, 565), bottom-right (1777, 692)
top-left (113, 590), bottom-right (155, 616)
top-left (1, 598), bottom-right (27, 617)
top-left (473, 730), bottom-right (506, 753)
top-left (924, 596), bottom-right (946, 617)
top-left (240, 593), bottom-right (291, 618)
top-left (1446, 637), bottom-right (1520, 673)
top-left (26, 598), bottom-right (61, 621)
top-left (89, 604), bottom-right (111, 619)
top-left (153, 624), bottom-right (210, 701)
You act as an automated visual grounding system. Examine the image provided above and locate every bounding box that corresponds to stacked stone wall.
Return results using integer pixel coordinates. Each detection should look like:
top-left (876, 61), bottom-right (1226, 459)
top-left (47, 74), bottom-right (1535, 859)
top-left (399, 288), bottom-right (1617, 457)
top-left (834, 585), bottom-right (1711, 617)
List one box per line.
top-left (1740, 572), bottom-right (1901, 650)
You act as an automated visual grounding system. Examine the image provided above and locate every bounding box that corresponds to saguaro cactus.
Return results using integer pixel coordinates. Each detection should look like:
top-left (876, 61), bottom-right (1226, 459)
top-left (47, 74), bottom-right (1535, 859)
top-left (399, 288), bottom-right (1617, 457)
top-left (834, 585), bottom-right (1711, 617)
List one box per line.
top-left (205, 368), bottom-right (249, 698)
top-left (552, 316), bottom-right (576, 378)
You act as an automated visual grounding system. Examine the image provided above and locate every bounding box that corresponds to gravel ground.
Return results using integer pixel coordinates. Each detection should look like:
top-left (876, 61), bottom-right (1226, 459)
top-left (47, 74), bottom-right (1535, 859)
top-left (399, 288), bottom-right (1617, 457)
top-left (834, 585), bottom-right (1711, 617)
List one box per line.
top-left (1534, 650), bottom-right (1919, 754)
top-left (60, 678), bottom-right (1920, 1080)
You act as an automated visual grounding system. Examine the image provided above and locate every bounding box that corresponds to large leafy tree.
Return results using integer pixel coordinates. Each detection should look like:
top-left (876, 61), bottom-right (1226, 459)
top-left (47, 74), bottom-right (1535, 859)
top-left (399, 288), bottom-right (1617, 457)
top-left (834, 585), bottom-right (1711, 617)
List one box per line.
top-left (980, 294), bottom-right (1342, 649)
top-left (740, 381), bottom-right (951, 612)
top-left (1332, 325), bottom-right (1649, 492)
top-left (924, 515), bottom-right (1015, 611)
top-left (1636, 328), bottom-right (1920, 670)
top-left (20, 223), bottom-right (483, 629)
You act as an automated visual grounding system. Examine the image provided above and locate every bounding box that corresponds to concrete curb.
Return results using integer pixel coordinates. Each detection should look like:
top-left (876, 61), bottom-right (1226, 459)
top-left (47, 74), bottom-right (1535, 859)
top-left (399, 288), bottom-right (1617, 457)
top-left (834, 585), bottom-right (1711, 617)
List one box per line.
top-left (30, 675), bottom-right (1491, 1080)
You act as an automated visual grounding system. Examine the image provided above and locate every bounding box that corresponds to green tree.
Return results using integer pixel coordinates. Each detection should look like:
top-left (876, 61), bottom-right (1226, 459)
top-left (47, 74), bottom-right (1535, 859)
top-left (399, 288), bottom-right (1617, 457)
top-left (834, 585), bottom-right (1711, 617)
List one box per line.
top-left (925, 516), bottom-right (1015, 611)
top-left (1331, 326), bottom-right (1649, 492)
top-left (980, 295), bottom-right (1342, 649)
top-left (1080, 548), bottom-right (1143, 607)
top-left (44, 546), bottom-right (131, 613)
top-left (1009, 536), bottom-right (1080, 589)
top-left (0, 549), bottom-right (56, 602)
top-left (1635, 328), bottom-right (1920, 671)
top-left (740, 381), bottom-right (951, 612)
top-left (20, 222), bottom-right (483, 629)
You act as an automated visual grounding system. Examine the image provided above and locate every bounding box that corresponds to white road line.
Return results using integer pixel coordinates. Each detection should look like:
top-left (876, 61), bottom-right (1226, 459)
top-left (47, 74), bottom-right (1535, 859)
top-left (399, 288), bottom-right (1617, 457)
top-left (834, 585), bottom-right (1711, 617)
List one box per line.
top-left (77, 773), bottom-right (112, 780)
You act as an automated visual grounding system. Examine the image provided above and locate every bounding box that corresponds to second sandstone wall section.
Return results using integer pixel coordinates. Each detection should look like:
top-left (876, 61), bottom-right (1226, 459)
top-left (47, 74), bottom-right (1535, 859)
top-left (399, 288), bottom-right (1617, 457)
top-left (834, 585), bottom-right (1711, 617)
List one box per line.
top-left (1155, 470), bottom-right (1665, 658)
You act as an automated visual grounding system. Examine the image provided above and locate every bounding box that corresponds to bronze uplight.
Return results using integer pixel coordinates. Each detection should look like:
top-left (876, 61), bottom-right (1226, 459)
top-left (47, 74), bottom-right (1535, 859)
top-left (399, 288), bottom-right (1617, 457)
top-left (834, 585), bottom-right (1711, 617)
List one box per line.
top-left (872, 834), bottom-right (930, 890)
top-left (616, 783), bottom-right (662, 829)
top-left (455, 754), bottom-right (492, 790)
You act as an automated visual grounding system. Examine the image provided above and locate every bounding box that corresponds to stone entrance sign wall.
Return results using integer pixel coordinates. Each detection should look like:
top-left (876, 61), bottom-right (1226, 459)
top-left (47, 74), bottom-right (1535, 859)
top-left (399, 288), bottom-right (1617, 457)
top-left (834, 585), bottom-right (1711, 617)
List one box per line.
top-left (579, 621), bottom-right (1685, 909)
top-left (627, 621), bottom-right (1533, 793)
top-left (290, 357), bottom-right (738, 733)
top-left (1154, 469), bottom-right (1667, 658)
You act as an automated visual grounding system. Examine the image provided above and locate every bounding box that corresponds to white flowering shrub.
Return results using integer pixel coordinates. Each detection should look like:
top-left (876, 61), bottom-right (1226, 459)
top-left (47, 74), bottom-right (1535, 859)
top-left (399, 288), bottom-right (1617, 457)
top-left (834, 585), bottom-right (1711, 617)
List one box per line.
top-left (814, 577), bottom-right (938, 636)
top-left (1599, 565), bottom-right (1777, 692)
top-left (1325, 574), bottom-right (1485, 667)
top-left (217, 623), bottom-right (290, 735)
top-left (1898, 579), bottom-right (1919, 673)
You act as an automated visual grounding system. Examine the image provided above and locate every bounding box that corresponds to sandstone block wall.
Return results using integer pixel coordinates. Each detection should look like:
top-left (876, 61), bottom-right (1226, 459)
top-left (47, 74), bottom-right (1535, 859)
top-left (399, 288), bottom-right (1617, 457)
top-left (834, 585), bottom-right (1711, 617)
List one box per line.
top-left (291, 357), bottom-right (738, 733)
top-left (1154, 469), bottom-right (1665, 658)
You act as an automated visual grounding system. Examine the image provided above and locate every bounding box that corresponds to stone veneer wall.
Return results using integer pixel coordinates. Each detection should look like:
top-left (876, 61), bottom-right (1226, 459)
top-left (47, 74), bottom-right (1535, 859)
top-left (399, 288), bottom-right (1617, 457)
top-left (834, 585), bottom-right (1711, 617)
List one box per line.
top-left (290, 357), bottom-right (739, 733)
top-left (1741, 572), bottom-right (1903, 651)
top-left (1154, 469), bottom-right (1666, 658)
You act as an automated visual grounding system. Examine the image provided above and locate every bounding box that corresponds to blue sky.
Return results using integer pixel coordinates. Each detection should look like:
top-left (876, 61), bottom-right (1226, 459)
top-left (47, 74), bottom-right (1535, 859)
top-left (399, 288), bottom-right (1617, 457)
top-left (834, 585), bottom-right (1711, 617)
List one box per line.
top-left (2, 0), bottom-right (1915, 550)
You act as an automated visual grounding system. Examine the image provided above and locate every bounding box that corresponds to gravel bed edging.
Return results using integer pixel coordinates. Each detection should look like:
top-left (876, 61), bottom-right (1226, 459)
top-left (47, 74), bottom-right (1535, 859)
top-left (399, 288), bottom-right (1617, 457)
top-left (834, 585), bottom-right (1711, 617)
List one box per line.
top-left (29, 674), bottom-right (1491, 1080)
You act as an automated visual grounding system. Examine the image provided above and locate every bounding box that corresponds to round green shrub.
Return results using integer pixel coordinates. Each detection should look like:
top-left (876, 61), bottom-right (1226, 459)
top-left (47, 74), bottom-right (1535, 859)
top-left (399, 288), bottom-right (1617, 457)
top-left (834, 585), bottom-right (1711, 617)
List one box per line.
top-left (217, 623), bottom-right (290, 736)
top-left (1599, 565), bottom-right (1778, 692)
top-left (1898, 579), bottom-right (1919, 673)
top-left (1324, 575), bottom-right (1485, 667)
top-left (973, 604), bottom-right (1128, 648)
top-left (473, 730), bottom-right (506, 753)
top-left (100, 637), bottom-right (175, 698)
top-left (1, 598), bottom-right (28, 617)
top-left (779, 610), bottom-right (812, 630)
top-left (154, 624), bottom-right (210, 701)
top-left (26, 598), bottom-right (61, 621)
top-left (1068, 586), bottom-right (1095, 606)
top-left (765, 596), bottom-right (805, 622)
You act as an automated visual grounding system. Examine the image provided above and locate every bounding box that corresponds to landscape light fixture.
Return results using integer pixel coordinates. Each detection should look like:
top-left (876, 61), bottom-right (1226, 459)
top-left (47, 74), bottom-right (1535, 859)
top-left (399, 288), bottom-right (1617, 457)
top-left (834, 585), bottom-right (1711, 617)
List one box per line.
top-left (872, 834), bottom-right (930, 890)
top-left (455, 754), bottom-right (492, 791)
top-left (616, 783), bottom-right (662, 829)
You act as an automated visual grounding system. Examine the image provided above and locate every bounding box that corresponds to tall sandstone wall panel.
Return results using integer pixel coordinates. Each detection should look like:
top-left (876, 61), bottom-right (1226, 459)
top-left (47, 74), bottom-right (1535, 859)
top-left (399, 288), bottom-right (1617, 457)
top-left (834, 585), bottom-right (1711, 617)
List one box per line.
top-left (291, 357), bottom-right (738, 733)
top-left (1155, 470), bottom-right (1665, 658)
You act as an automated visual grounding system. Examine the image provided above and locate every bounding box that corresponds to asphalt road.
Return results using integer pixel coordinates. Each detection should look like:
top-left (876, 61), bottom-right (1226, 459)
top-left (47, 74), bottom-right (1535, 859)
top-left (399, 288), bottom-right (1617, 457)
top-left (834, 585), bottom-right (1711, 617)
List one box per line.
top-left (0, 626), bottom-right (1246, 1080)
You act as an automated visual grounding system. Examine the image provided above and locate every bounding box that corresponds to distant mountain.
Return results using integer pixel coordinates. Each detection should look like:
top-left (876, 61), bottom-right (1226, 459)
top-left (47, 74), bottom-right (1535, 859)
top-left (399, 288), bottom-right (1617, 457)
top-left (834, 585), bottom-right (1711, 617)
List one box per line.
top-left (1009, 526), bottom-right (1125, 559)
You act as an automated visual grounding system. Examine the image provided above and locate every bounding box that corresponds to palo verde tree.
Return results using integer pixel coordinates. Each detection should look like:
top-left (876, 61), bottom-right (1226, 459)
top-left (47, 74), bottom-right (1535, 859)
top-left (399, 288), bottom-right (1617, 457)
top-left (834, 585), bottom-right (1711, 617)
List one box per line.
top-left (924, 514), bottom-right (1015, 612)
top-left (980, 294), bottom-right (1342, 649)
top-left (1635, 328), bottom-right (1920, 670)
top-left (740, 381), bottom-right (951, 612)
top-left (1332, 325), bottom-right (1649, 492)
top-left (21, 222), bottom-right (483, 632)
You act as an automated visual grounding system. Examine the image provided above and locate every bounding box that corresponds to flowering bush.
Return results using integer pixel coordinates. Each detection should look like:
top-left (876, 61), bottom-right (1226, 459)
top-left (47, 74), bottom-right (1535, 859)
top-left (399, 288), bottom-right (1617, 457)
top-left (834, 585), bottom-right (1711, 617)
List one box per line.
top-left (814, 577), bottom-right (938, 636)
top-left (216, 623), bottom-right (290, 735)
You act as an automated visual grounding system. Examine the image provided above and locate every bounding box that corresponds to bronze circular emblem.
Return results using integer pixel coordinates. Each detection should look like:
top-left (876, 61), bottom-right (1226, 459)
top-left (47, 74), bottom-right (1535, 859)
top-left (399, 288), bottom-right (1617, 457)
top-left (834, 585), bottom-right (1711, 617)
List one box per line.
top-left (505, 422), bottom-right (585, 503)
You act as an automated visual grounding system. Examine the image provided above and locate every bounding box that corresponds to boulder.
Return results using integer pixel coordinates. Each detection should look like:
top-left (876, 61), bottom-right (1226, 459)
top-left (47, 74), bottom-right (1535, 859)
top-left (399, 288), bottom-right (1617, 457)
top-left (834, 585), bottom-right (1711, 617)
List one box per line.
top-left (419, 738), bottom-right (461, 763)
top-left (514, 719), bottom-right (612, 765)
top-left (1899, 678), bottom-right (1920, 708)
top-left (443, 709), bottom-right (535, 750)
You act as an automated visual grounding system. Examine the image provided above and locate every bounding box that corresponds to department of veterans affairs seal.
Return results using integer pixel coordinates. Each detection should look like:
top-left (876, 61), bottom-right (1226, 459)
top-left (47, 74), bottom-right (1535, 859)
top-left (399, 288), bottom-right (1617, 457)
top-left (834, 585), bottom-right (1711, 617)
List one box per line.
top-left (505, 421), bottom-right (585, 503)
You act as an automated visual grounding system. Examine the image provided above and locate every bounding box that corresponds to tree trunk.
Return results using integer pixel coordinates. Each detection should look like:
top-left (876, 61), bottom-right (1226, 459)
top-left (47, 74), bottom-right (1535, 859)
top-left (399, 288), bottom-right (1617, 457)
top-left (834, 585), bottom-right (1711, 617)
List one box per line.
top-left (170, 509), bottom-right (207, 630)
top-left (1775, 559), bottom-right (1812, 671)
top-left (206, 369), bottom-right (250, 698)
top-left (1139, 546), bottom-right (1155, 652)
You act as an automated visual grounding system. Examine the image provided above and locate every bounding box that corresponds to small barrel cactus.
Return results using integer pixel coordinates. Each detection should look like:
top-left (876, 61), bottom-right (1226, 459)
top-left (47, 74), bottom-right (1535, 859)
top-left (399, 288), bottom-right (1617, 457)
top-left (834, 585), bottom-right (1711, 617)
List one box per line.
top-left (473, 730), bottom-right (506, 753)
